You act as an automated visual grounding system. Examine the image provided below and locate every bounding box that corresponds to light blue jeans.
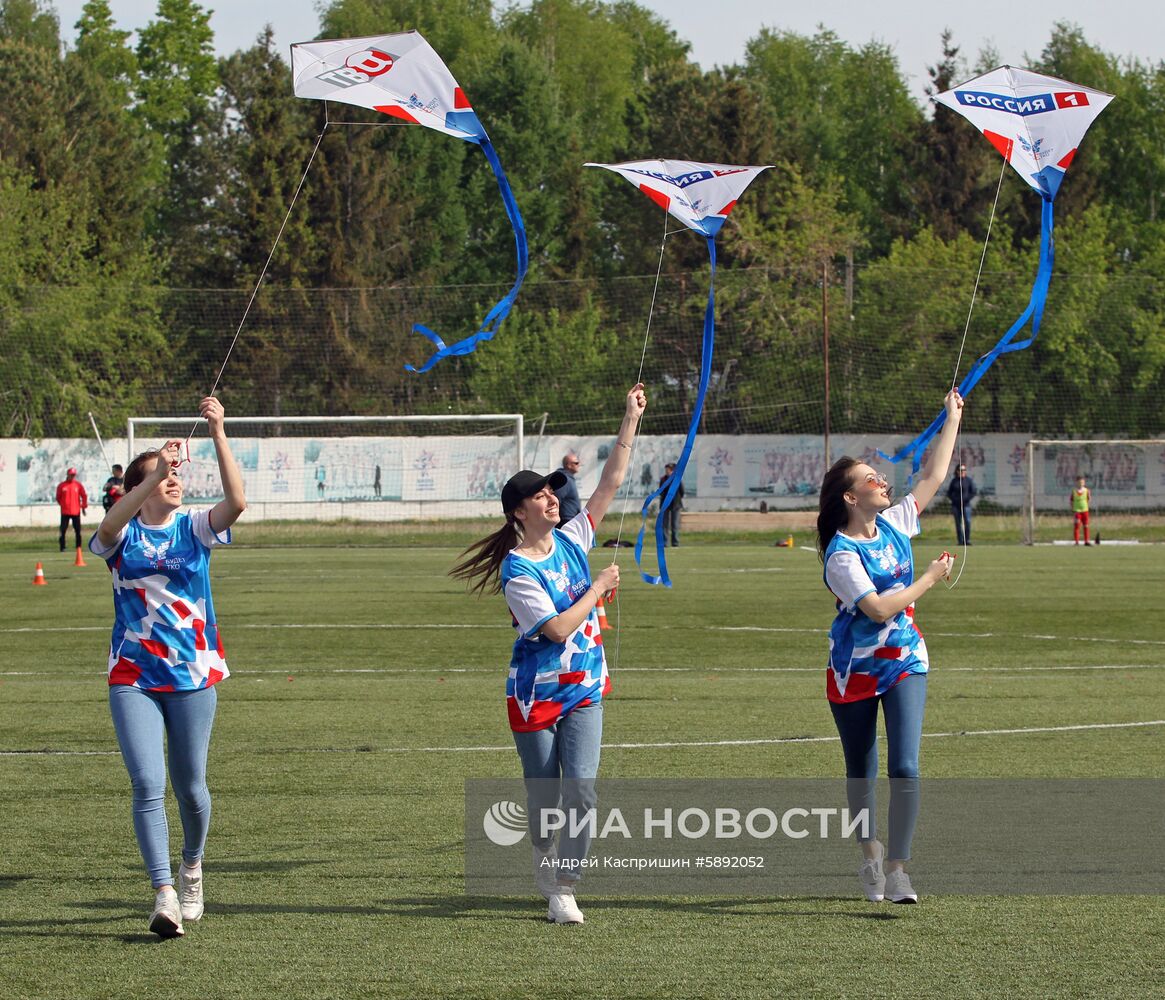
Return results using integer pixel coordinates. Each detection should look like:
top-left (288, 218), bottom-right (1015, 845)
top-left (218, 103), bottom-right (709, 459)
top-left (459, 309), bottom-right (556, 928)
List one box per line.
top-left (109, 684), bottom-right (218, 888)
top-left (512, 702), bottom-right (603, 885)
top-left (828, 673), bottom-right (927, 861)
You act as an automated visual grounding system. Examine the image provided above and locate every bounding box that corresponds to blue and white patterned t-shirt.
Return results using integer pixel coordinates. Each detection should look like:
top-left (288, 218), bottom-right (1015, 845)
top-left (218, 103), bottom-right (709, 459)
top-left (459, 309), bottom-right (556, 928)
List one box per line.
top-left (501, 510), bottom-right (609, 732)
top-left (89, 509), bottom-right (230, 691)
top-left (822, 495), bottom-right (928, 703)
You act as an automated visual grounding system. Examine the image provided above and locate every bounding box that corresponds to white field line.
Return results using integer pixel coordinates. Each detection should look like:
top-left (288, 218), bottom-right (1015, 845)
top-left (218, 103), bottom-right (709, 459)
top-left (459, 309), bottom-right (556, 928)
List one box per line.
top-left (2, 719), bottom-right (1162, 758)
top-left (1, 663), bottom-right (1160, 679)
top-left (2, 621), bottom-right (1164, 647)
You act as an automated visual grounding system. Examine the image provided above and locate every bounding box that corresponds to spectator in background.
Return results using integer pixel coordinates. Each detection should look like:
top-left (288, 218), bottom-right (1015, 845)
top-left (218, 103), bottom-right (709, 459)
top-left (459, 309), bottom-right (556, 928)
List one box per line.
top-left (554, 452), bottom-right (582, 526)
top-left (658, 462), bottom-right (684, 547)
top-left (945, 464), bottom-right (978, 546)
top-left (103, 465), bottom-right (125, 513)
top-left (56, 467), bottom-right (88, 552)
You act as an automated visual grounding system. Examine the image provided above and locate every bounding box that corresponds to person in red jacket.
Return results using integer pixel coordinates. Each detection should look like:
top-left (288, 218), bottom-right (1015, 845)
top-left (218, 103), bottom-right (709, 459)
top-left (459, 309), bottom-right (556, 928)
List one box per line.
top-left (56, 467), bottom-right (88, 552)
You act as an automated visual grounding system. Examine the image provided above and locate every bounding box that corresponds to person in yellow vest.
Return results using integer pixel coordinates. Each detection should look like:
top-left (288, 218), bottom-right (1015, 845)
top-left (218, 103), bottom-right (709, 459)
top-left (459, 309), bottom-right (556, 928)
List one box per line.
top-left (1071, 475), bottom-right (1091, 545)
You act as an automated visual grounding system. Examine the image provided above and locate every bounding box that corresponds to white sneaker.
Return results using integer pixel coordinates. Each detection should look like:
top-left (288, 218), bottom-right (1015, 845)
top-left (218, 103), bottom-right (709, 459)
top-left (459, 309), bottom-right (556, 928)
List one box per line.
top-left (178, 863), bottom-right (204, 922)
top-left (533, 843), bottom-right (558, 901)
top-left (885, 867), bottom-right (918, 903)
top-left (547, 886), bottom-right (585, 925)
top-left (858, 842), bottom-right (886, 902)
top-left (149, 886), bottom-right (184, 938)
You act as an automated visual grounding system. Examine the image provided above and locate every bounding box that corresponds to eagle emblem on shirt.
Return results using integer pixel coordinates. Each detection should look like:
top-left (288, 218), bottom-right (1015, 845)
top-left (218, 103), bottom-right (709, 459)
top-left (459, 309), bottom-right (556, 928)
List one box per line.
top-left (141, 539), bottom-right (172, 567)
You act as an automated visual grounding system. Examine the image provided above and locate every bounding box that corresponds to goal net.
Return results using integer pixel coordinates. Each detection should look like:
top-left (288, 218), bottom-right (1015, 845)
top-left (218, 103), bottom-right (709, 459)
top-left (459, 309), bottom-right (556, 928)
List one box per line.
top-left (1022, 439), bottom-right (1165, 544)
top-left (125, 414), bottom-right (527, 521)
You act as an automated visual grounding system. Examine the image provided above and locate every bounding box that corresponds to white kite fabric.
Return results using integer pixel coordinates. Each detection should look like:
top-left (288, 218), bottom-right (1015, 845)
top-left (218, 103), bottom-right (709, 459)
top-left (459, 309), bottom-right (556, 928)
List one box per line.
top-left (586, 160), bottom-right (771, 586)
top-left (584, 161), bottom-right (772, 238)
top-left (883, 67), bottom-right (1114, 476)
top-left (291, 32), bottom-right (528, 373)
top-left (931, 66), bottom-right (1114, 200)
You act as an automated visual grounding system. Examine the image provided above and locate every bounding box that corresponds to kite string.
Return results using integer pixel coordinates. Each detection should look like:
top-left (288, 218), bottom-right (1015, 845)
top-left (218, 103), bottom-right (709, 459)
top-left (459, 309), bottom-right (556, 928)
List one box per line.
top-left (945, 153), bottom-right (1007, 590)
top-left (182, 116), bottom-right (331, 455)
top-left (610, 207), bottom-right (675, 671)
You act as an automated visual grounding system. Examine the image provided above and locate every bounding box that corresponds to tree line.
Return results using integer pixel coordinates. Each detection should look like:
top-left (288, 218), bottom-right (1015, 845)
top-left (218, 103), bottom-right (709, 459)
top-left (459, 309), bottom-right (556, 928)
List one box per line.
top-left (1, 0), bottom-right (1162, 440)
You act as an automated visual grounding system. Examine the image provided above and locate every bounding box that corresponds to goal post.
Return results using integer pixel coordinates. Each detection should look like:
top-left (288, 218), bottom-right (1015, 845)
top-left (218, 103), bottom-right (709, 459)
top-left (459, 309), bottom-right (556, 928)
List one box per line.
top-left (125, 413), bottom-right (525, 519)
top-left (1023, 438), bottom-right (1165, 544)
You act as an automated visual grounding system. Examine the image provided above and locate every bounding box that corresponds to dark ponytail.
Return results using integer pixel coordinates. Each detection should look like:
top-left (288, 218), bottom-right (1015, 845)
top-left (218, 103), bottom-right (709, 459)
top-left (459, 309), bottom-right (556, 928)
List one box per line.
top-left (816, 456), bottom-right (861, 561)
top-left (450, 518), bottom-right (523, 596)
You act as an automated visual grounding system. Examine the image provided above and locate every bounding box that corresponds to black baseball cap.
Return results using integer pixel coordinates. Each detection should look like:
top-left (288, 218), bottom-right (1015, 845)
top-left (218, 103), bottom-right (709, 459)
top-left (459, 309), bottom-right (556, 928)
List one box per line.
top-left (502, 469), bottom-right (567, 514)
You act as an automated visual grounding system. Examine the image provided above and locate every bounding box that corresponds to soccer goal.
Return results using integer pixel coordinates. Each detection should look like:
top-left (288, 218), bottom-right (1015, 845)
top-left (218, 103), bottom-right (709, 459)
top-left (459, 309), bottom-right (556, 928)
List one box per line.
top-left (126, 413), bottom-right (526, 520)
top-left (1022, 439), bottom-right (1165, 544)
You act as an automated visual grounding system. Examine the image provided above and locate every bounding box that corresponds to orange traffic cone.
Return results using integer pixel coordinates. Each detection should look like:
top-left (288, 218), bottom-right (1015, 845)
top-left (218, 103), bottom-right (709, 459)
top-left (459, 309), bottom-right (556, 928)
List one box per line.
top-left (595, 595), bottom-right (609, 635)
top-left (74, 546), bottom-right (87, 567)
top-left (32, 562), bottom-right (47, 585)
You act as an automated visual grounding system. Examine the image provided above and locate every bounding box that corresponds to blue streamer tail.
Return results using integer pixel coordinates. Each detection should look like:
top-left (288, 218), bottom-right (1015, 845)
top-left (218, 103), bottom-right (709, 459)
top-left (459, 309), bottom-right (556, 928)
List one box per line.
top-left (635, 236), bottom-right (718, 587)
top-left (405, 137), bottom-right (529, 373)
top-left (880, 197), bottom-right (1055, 477)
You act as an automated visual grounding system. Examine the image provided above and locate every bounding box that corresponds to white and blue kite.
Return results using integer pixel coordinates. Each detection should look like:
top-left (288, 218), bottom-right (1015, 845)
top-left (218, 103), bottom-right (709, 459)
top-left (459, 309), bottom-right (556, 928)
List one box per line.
top-left (292, 32), bottom-right (527, 373)
top-left (884, 66), bottom-right (1113, 474)
top-left (586, 159), bottom-right (771, 586)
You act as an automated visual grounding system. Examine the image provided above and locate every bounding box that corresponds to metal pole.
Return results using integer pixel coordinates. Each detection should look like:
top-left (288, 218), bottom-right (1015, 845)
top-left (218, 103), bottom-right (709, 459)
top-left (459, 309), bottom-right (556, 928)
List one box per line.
top-left (823, 260), bottom-right (831, 468)
top-left (88, 412), bottom-right (114, 471)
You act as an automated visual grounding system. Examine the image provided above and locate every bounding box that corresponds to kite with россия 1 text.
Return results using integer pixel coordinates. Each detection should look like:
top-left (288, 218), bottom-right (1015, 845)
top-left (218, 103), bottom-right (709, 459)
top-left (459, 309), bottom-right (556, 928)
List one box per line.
top-left (883, 66), bottom-right (1113, 476)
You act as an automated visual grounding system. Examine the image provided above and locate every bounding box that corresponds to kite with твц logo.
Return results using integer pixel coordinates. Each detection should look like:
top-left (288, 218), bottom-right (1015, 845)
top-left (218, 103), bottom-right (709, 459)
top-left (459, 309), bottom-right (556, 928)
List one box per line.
top-left (882, 66), bottom-right (1113, 478)
top-left (585, 159), bottom-right (771, 587)
top-left (291, 31), bottom-right (527, 373)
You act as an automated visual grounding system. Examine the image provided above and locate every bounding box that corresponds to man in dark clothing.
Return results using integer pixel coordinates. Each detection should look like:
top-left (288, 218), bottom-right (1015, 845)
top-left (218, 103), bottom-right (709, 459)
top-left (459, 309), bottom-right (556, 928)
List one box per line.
top-left (946, 464), bottom-right (978, 545)
top-left (554, 452), bottom-right (582, 526)
top-left (102, 465), bottom-right (125, 512)
top-left (659, 462), bottom-right (684, 547)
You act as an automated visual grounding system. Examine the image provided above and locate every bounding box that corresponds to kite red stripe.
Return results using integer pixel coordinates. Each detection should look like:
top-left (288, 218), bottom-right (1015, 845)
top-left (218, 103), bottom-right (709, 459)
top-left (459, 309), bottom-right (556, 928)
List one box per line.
top-left (375, 104), bottom-right (420, 125)
top-left (718, 200), bottom-right (737, 216)
top-left (639, 184), bottom-right (671, 212)
top-left (983, 130), bottom-right (1013, 162)
top-left (1057, 148), bottom-right (1077, 169)
top-left (454, 87), bottom-right (472, 109)
top-left (873, 646), bottom-right (903, 659)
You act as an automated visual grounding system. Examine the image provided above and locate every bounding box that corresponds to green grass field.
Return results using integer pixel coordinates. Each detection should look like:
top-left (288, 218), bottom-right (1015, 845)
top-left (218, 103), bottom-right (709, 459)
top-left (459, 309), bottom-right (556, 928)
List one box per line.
top-left (1, 530), bottom-right (1162, 999)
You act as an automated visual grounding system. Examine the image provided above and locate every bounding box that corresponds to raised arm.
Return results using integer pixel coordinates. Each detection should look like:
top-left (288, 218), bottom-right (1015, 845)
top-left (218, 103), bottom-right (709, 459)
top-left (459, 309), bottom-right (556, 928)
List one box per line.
top-left (202, 396), bottom-right (247, 534)
top-left (912, 390), bottom-right (964, 513)
top-left (95, 440), bottom-right (182, 548)
top-left (585, 384), bottom-right (647, 526)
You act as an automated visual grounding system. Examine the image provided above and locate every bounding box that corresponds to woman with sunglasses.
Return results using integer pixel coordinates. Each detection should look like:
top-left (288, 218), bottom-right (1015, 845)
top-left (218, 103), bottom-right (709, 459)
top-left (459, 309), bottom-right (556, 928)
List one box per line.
top-left (816, 389), bottom-right (964, 904)
top-left (90, 396), bottom-right (246, 938)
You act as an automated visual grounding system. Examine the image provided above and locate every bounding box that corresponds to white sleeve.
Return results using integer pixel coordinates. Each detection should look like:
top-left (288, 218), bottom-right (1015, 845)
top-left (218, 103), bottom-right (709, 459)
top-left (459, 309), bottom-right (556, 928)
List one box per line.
top-left (881, 494), bottom-right (921, 538)
top-left (504, 574), bottom-right (560, 639)
top-left (825, 551), bottom-right (877, 611)
top-left (191, 509), bottom-right (231, 549)
top-left (88, 525), bottom-right (126, 560)
top-left (559, 509), bottom-right (595, 550)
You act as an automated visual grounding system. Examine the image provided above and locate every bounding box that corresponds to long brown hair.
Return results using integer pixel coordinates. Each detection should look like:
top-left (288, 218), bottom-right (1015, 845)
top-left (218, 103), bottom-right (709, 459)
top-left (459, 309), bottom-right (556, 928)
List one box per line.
top-left (450, 517), bottom-right (523, 596)
top-left (816, 456), bottom-right (861, 561)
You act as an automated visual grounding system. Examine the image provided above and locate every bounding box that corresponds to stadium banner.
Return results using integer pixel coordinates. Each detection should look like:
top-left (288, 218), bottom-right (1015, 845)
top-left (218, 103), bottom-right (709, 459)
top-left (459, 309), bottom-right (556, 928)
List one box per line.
top-left (465, 778), bottom-right (1164, 896)
top-left (2, 433), bottom-right (1162, 522)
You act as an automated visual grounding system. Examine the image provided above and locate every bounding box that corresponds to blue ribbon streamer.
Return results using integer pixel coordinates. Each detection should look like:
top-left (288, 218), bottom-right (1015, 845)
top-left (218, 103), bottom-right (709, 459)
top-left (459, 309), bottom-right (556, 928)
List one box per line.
top-left (405, 136), bottom-right (529, 373)
top-left (880, 196), bottom-right (1055, 477)
top-left (634, 235), bottom-right (718, 587)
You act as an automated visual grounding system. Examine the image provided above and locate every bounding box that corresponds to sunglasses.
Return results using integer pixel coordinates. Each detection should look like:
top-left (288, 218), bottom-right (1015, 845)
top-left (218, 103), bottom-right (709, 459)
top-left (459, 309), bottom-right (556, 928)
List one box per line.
top-left (859, 473), bottom-right (888, 488)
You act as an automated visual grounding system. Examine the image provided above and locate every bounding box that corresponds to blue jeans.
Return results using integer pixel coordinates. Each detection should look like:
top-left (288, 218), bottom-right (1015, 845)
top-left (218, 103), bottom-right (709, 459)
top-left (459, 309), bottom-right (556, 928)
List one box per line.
top-left (109, 684), bottom-right (218, 887)
top-left (829, 673), bottom-right (927, 861)
top-left (953, 505), bottom-right (972, 545)
top-left (512, 703), bottom-right (603, 885)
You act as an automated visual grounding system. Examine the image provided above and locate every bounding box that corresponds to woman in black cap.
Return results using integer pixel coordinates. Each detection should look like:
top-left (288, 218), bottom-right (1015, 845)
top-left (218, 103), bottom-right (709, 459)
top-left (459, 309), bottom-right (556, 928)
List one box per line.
top-left (452, 383), bottom-right (646, 925)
